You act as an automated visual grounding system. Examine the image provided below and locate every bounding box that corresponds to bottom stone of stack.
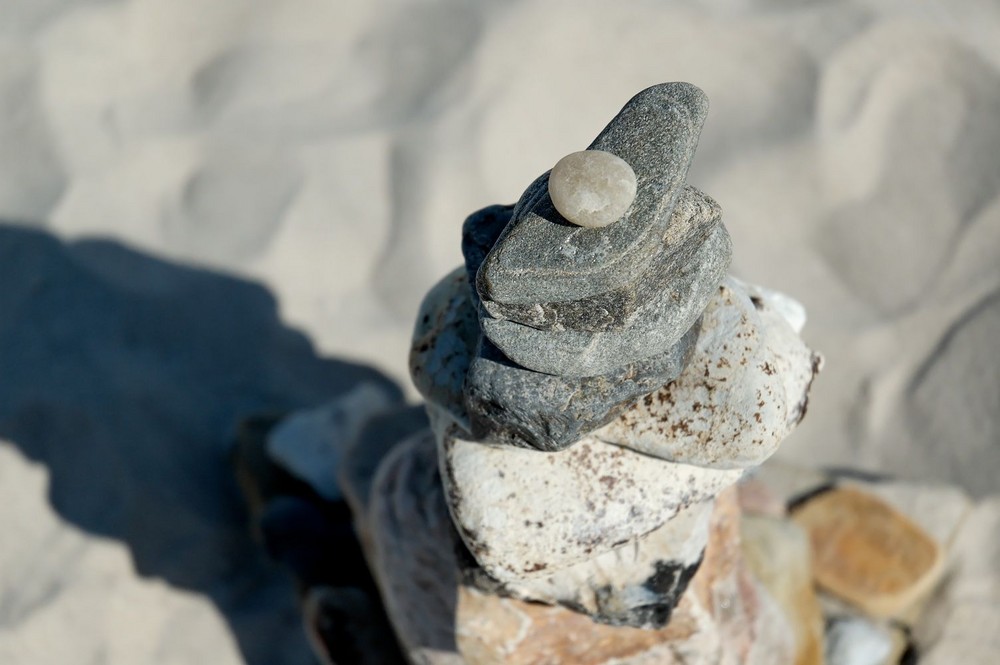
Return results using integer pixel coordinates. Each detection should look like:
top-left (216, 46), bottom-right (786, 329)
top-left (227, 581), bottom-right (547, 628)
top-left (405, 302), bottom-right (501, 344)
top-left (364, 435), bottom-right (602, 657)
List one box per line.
top-left (359, 429), bottom-right (794, 664)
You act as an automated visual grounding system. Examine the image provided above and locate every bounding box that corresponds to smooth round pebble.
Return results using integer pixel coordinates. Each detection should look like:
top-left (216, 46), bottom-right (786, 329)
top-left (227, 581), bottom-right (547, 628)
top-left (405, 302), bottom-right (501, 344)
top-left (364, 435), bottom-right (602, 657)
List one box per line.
top-left (548, 150), bottom-right (637, 228)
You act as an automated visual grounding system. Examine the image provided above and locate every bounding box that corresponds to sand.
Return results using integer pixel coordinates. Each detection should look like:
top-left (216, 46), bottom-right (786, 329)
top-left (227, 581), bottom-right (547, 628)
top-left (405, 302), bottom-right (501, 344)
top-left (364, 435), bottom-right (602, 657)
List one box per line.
top-left (1, 0), bottom-right (998, 662)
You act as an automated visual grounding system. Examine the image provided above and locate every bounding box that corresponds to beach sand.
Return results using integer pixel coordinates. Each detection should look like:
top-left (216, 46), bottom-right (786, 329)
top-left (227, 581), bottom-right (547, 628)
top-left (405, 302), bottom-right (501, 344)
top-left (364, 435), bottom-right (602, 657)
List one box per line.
top-left (1, 1), bottom-right (998, 662)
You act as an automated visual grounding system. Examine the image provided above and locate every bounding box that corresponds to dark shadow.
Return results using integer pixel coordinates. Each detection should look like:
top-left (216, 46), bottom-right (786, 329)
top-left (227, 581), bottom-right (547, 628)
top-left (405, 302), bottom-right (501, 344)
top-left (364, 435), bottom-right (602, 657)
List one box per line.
top-left (0, 224), bottom-right (405, 665)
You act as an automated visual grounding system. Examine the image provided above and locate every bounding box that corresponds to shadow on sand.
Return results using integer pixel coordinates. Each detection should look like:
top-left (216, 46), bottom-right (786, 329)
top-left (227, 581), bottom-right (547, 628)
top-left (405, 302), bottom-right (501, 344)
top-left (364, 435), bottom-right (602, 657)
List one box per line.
top-left (0, 224), bottom-right (405, 664)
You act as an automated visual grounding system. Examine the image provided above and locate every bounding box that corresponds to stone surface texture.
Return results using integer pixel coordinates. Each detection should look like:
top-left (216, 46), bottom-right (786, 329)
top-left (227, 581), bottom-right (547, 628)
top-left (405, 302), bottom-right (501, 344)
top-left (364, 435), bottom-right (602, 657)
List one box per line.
top-left (439, 422), bottom-right (743, 583)
top-left (594, 277), bottom-right (821, 468)
top-left (389, 81), bottom-right (820, 659)
top-left (477, 83), bottom-right (710, 306)
top-left (480, 223), bottom-right (730, 376)
top-left (741, 515), bottom-right (825, 665)
top-left (411, 265), bottom-right (700, 451)
top-left (548, 150), bottom-right (637, 228)
top-left (791, 486), bottom-right (944, 619)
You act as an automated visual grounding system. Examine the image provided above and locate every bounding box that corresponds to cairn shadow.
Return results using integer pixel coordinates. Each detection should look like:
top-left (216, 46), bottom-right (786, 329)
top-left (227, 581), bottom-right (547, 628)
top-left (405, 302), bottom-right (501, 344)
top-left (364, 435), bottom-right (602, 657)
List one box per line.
top-left (0, 224), bottom-right (405, 665)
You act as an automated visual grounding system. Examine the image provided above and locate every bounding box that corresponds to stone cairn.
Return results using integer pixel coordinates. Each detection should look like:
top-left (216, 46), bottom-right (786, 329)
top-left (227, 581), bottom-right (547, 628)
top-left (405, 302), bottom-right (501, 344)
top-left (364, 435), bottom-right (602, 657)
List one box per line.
top-left (239, 83), bottom-right (982, 665)
top-left (401, 82), bottom-right (820, 662)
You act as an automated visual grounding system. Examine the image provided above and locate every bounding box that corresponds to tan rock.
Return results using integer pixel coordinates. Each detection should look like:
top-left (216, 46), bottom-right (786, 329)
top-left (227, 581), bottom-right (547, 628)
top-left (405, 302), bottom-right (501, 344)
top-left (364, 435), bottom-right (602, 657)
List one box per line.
top-left (741, 515), bottom-right (824, 665)
top-left (791, 486), bottom-right (944, 618)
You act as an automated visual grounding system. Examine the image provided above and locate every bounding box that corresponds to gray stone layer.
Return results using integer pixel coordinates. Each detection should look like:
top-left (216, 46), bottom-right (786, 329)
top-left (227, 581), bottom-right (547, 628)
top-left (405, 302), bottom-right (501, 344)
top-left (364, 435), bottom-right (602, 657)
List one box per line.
top-left (479, 185), bottom-right (722, 333)
top-left (411, 267), bottom-right (700, 451)
top-left (482, 223), bottom-right (731, 376)
top-left (466, 328), bottom-right (697, 451)
top-left (477, 82), bottom-right (710, 307)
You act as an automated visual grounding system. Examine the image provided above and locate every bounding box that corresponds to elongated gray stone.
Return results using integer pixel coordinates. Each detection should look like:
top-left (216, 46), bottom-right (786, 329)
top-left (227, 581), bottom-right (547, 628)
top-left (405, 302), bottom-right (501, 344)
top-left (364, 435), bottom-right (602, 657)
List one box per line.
top-left (482, 223), bottom-right (731, 376)
top-left (478, 185), bottom-right (722, 333)
top-left (477, 83), bottom-right (709, 308)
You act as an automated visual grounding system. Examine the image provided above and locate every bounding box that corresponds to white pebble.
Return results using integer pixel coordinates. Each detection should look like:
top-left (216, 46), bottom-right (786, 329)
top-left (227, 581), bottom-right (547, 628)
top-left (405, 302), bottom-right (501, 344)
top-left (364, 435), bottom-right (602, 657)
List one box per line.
top-left (548, 150), bottom-right (637, 228)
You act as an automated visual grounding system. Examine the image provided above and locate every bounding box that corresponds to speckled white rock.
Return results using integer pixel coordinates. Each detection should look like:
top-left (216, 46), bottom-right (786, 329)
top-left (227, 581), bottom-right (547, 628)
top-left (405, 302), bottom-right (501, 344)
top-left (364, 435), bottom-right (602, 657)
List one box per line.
top-left (548, 150), bottom-right (638, 228)
top-left (593, 277), bottom-right (821, 469)
top-left (497, 499), bottom-right (714, 626)
top-left (437, 421), bottom-right (743, 583)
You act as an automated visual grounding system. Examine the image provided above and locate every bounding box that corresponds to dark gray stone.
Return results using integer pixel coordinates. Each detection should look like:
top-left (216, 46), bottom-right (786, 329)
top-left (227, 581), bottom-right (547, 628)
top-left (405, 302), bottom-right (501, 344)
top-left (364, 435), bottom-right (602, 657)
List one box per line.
top-left (480, 185), bottom-right (722, 332)
top-left (461, 203), bottom-right (513, 299)
top-left (482, 223), bottom-right (731, 376)
top-left (464, 324), bottom-right (699, 451)
top-left (477, 83), bottom-right (709, 310)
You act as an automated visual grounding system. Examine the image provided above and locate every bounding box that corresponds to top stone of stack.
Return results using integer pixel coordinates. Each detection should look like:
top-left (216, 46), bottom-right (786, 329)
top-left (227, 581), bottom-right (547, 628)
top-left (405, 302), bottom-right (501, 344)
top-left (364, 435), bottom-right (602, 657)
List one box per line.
top-left (476, 82), bottom-right (712, 332)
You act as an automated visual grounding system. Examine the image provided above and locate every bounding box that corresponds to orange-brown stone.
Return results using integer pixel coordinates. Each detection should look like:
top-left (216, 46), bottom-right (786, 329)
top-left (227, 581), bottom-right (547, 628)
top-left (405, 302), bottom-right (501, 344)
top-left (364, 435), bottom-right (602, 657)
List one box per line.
top-left (790, 486), bottom-right (943, 618)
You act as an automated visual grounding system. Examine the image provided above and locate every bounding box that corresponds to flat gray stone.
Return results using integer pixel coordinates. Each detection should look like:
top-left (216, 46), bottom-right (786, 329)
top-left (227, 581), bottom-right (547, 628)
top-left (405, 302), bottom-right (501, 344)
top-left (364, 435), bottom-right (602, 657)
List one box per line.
top-left (477, 82), bottom-right (709, 307)
top-left (482, 223), bottom-right (731, 376)
top-left (438, 422), bottom-right (743, 583)
top-left (411, 267), bottom-right (699, 451)
top-left (479, 185), bottom-right (722, 333)
top-left (466, 328), bottom-right (697, 451)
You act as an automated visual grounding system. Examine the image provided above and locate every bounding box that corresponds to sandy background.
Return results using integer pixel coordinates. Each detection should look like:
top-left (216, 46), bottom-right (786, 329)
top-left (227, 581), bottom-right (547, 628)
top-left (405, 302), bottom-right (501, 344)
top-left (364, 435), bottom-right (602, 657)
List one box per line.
top-left (2, 1), bottom-right (999, 663)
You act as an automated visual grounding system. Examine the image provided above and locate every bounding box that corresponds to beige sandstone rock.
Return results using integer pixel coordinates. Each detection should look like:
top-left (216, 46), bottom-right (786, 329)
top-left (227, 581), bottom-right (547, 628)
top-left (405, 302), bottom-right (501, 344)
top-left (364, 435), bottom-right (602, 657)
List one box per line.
top-left (791, 486), bottom-right (944, 619)
top-left (741, 515), bottom-right (825, 665)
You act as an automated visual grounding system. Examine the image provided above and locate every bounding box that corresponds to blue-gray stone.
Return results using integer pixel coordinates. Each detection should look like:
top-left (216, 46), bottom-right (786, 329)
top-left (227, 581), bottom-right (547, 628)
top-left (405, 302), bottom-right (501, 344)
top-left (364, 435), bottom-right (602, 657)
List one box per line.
top-left (481, 223), bottom-right (731, 376)
top-left (477, 83), bottom-right (709, 311)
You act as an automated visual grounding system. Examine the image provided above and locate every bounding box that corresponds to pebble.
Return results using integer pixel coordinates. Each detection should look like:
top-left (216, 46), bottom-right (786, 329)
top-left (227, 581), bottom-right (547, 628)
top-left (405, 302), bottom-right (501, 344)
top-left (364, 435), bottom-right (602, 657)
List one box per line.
top-left (824, 616), bottom-right (894, 665)
top-left (548, 150), bottom-right (637, 228)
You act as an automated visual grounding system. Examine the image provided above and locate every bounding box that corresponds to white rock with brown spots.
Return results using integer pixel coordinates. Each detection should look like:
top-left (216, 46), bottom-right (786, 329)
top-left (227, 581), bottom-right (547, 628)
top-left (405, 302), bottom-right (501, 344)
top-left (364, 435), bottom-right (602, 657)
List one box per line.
top-left (594, 277), bottom-right (821, 469)
top-left (438, 421), bottom-right (743, 584)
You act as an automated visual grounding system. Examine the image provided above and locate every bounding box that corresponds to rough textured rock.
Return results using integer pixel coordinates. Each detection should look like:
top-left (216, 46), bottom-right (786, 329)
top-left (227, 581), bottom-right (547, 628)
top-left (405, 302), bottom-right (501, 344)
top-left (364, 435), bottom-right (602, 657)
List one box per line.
top-left (481, 223), bottom-right (730, 376)
top-left (466, 329), bottom-right (698, 451)
top-left (741, 515), bottom-right (825, 665)
top-left (456, 585), bottom-right (715, 665)
top-left (493, 499), bottom-right (714, 628)
top-left (594, 277), bottom-right (821, 468)
top-left (473, 186), bottom-right (722, 334)
top-left (477, 82), bottom-right (709, 307)
top-left (791, 486), bottom-right (944, 619)
top-left (456, 488), bottom-right (786, 665)
top-left (412, 266), bottom-right (699, 451)
top-left (410, 267), bottom-right (480, 428)
top-left (460, 204), bottom-right (513, 301)
top-left (366, 431), bottom-right (465, 665)
top-left (439, 422), bottom-right (743, 583)
top-left (548, 150), bottom-right (638, 228)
